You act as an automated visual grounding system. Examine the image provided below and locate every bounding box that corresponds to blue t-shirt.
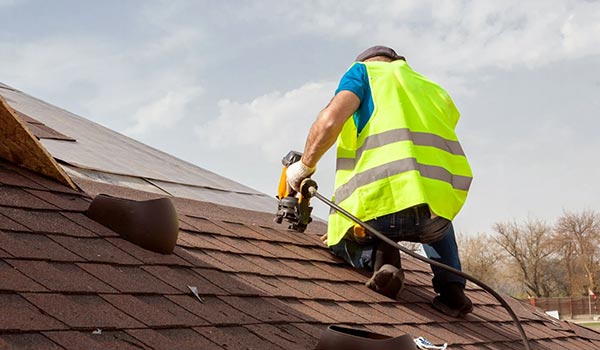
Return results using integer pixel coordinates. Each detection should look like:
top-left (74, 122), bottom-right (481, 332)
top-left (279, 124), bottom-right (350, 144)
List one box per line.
top-left (335, 63), bottom-right (374, 134)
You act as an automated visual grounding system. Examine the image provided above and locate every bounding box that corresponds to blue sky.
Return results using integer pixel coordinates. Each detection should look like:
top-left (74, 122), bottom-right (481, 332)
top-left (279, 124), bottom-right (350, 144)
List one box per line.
top-left (1, 0), bottom-right (599, 234)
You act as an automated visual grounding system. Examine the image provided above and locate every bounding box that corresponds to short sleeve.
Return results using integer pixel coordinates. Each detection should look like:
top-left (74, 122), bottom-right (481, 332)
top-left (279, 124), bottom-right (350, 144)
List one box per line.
top-left (335, 63), bottom-right (368, 101)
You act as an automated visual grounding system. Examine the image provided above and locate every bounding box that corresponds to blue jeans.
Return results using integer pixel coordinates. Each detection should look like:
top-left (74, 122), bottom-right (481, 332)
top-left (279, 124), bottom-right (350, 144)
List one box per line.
top-left (329, 205), bottom-right (465, 293)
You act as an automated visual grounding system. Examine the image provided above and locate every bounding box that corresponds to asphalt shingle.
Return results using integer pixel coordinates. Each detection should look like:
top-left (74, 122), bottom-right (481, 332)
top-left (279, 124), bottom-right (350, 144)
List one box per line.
top-left (0, 260), bottom-right (47, 292)
top-left (0, 231), bottom-right (82, 261)
top-left (2, 208), bottom-right (96, 236)
top-left (23, 293), bottom-right (144, 329)
top-left (78, 263), bottom-right (179, 294)
top-left (25, 188), bottom-right (90, 211)
top-left (0, 186), bottom-right (58, 210)
top-left (0, 212), bottom-right (29, 231)
top-left (9, 260), bottom-right (116, 293)
top-left (167, 295), bottom-right (257, 325)
top-left (44, 331), bottom-right (150, 350)
top-left (49, 236), bottom-right (141, 265)
top-left (142, 265), bottom-right (226, 295)
top-left (220, 296), bottom-right (305, 323)
top-left (195, 326), bottom-right (277, 350)
top-left (0, 294), bottom-right (67, 332)
top-left (0, 333), bottom-right (64, 350)
top-left (127, 328), bottom-right (224, 350)
top-left (101, 294), bottom-right (208, 327)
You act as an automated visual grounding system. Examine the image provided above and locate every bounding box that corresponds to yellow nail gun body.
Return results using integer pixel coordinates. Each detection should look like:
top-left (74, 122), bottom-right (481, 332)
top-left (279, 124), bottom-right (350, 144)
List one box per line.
top-left (274, 151), bottom-right (313, 232)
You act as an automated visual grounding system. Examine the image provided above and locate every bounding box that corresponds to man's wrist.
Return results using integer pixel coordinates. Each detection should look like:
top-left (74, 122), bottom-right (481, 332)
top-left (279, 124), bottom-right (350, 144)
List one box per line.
top-left (300, 157), bottom-right (317, 170)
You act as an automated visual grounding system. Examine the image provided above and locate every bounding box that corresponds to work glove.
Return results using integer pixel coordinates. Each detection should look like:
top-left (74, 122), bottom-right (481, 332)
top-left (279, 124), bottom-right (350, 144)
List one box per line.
top-left (286, 160), bottom-right (316, 192)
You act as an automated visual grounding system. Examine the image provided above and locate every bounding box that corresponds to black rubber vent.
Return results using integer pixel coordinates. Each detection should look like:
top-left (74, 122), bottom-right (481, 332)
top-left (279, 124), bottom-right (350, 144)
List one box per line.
top-left (86, 194), bottom-right (179, 254)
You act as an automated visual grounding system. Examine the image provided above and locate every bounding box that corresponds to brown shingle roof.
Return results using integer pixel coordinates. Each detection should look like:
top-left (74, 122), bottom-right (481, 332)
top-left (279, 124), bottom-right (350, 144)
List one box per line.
top-left (3, 161), bottom-right (600, 349)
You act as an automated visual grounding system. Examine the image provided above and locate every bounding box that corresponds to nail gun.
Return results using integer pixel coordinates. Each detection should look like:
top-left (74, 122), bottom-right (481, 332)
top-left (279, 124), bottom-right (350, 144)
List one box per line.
top-left (274, 151), bottom-right (315, 232)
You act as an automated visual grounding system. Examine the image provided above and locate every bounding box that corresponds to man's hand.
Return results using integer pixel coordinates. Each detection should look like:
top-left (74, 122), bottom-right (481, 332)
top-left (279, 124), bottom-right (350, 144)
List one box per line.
top-left (286, 160), bottom-right (316, 192)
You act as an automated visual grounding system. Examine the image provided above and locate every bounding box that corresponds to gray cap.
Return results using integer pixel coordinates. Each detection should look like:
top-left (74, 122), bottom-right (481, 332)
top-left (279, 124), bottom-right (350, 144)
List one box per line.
top-left (355, 45), bottom-right (405, 62)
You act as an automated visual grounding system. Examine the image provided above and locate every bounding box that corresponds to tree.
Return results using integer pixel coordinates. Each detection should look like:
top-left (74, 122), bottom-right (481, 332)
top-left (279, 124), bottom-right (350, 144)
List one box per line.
top-left (549, 231), bottom-right (586, 296)
top-left (554, 210), bottom-right (600, 295)
top-left (457, 232), bottom-right (505, 290)
top-left (492, 218), bottom-right (555, 297)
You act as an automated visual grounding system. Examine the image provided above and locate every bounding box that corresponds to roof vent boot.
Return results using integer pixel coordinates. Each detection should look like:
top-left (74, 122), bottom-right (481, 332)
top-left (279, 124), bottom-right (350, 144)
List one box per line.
top-left (86, 194), bottom-right (179, 254)
top-left (316, 325), bottom-right (417, 350)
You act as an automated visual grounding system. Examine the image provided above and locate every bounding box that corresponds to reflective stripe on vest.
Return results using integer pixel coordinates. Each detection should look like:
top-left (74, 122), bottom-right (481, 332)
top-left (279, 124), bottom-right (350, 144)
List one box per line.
top-left (336, 128), bottom-right (466, 170)
top-left (334, 157), bottom-right (472, 204)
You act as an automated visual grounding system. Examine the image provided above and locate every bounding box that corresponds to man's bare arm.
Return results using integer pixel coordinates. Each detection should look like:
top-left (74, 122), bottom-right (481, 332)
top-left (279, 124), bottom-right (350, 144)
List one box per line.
top-left (301, 90), bottom-right (361, 167)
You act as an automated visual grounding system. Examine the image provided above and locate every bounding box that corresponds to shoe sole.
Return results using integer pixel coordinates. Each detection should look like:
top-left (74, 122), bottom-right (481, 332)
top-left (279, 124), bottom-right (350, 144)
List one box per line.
top-left (431, 296), bottom-right (474, 318)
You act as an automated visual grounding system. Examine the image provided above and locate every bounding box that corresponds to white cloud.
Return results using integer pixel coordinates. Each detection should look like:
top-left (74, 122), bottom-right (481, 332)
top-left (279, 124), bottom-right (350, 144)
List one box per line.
top-left (126, 85), bottom-right (203, 136)
top-left (561, 5), bottom-right (600, 55)
top-left (195, 81), bottom-right (336, 159)
top-left (142, 27), bottom-right (204, 59)
top-left (0, 29), bottom-right (205, 136)
top-left (273, 0), bottom-right (600, 72)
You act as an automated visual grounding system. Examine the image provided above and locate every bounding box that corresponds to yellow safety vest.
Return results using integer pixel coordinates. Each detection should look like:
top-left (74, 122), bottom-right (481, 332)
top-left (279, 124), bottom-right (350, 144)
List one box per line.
top-left (327, 60), bottom-right (472, 246)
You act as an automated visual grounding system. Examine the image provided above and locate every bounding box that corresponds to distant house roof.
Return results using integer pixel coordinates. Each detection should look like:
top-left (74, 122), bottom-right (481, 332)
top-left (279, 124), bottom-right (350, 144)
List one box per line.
top-left (1, 82), bottom-right (600, 349)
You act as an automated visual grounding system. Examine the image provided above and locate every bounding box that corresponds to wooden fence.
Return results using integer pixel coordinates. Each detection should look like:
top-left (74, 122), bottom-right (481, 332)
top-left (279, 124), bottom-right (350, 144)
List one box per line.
top-left (528, 296), bottom-right (599, 319)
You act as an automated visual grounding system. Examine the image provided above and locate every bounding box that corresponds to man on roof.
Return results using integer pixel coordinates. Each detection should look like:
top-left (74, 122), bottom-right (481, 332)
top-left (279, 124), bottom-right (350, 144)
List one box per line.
top-left (287, 45), bottom-right (474, 317)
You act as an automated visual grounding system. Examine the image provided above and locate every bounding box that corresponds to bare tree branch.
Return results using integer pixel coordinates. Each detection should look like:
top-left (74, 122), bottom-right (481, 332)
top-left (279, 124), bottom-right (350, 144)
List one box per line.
top-left (555, 209), bottom-right (600, 294)
top-left (492, 217), bottom-right (554, 297)
top-left (457, 232), bottom-right (505, 290)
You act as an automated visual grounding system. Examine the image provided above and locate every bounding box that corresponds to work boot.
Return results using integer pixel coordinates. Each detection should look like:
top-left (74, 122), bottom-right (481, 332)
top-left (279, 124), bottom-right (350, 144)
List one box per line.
top-left (431, 282), bottom-right (473, 317)
top-left (366, 264), bottom-right (405, 300)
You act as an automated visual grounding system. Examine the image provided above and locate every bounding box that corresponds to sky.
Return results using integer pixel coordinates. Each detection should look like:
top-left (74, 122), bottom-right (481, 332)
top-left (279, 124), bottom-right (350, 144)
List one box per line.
top-left (1, 0), bottom-right (599, 235)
